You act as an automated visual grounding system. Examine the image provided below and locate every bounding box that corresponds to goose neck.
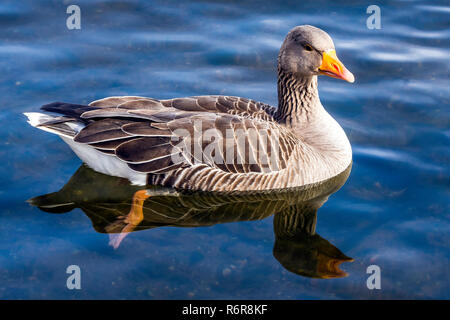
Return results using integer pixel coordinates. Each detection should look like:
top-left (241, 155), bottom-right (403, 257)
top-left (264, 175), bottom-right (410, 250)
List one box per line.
top-left (275, 69), bottom-right (321, 126)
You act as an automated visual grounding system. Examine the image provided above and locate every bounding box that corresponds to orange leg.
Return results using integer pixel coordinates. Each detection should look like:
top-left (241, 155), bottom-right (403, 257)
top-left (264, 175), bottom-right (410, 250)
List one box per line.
top-left (109, 190), bottom-right (150, 249)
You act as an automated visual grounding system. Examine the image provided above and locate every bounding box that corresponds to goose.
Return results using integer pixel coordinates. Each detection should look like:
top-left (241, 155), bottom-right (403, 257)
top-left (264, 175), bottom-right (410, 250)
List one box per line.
top-left (24, 25), bottom-right (354, 192)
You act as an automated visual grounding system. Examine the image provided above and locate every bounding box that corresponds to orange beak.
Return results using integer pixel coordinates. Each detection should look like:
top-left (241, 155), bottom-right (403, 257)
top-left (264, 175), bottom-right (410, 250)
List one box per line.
top-left (319, 49), bottom-right (355, 83)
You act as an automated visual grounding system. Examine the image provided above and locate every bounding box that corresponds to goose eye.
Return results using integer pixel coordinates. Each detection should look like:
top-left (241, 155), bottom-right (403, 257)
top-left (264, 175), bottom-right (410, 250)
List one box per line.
top-left (303, 44), bottom-right (313, 52)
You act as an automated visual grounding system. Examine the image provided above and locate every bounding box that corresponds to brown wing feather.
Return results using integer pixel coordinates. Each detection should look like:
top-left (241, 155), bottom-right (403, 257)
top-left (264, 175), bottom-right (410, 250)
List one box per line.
top-left (121, 122), bottom-right (172, 136)
top-left (74, 118), bottom-right (133, 143)
top-left (88, 96), bottom-right (158, 108)
top-left (115, 137), bottom-right (173, 163)
top-left (163, 113), bottom-right (296, 173)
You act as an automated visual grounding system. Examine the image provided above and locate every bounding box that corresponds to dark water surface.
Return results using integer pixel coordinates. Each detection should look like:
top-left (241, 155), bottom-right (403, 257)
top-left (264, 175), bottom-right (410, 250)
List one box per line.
top-left (0, 0), bottom-right (449, 299)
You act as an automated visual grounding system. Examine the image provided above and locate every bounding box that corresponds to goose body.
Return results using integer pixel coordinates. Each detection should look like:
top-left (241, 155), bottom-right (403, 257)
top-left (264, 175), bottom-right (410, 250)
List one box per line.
top-left (24, 25), bottom-right (354, 192)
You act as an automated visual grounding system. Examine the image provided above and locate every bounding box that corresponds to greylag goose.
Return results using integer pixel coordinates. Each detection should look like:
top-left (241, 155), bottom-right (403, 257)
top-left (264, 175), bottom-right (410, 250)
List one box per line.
top-left (24, 25), bottom-right (354, 192)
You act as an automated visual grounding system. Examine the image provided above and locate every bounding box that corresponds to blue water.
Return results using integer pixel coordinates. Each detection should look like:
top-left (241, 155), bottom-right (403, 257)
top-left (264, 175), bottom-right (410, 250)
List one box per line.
top-left (0, 0), bottom-right (449, 299)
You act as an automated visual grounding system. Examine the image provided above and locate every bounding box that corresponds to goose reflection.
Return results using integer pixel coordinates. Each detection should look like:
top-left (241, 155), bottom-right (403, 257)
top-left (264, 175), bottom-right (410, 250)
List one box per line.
top-left (29, 164), bottom-right (353, 279)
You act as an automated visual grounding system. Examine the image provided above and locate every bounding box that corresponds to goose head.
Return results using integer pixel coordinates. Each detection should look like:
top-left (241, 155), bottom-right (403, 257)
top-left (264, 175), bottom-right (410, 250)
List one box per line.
top-left (278, 25), bottom-right (354, 83)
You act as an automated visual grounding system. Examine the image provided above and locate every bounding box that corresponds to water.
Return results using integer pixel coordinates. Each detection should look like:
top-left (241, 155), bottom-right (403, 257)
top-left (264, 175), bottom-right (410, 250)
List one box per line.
top-left (0, 0), bottom-right (449, 299)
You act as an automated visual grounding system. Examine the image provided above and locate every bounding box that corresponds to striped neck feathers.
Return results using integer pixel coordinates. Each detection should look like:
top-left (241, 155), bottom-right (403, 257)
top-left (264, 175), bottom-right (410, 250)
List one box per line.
top-left (275, 68), bottom-right (321, 127)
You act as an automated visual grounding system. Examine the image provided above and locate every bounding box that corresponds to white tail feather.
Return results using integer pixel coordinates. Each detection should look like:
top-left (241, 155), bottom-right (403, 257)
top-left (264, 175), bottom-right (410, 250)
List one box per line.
top-left (23, 112), bottom-right (53, 127)
top-left (24, 112), bottom-right (147, 186)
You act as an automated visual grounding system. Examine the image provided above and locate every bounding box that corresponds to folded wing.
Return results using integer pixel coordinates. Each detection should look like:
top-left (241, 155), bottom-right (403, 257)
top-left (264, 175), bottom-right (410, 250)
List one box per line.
top-left (40, 96), bottom-right (297, 175)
